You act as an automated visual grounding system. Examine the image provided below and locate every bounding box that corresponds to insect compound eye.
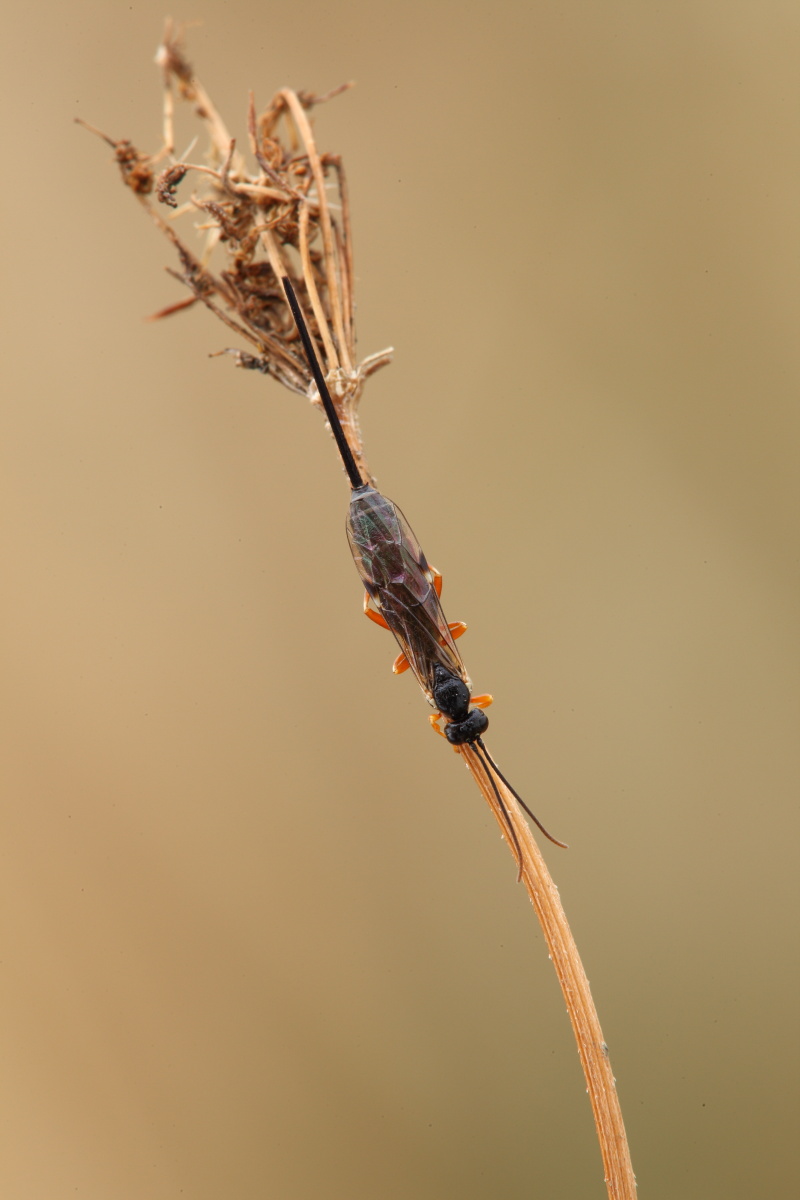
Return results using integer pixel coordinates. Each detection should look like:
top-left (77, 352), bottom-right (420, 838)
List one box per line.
top-left (432, 665), bottom-right (470, 720)
top-left (444, 708), bottom-right (489, 746)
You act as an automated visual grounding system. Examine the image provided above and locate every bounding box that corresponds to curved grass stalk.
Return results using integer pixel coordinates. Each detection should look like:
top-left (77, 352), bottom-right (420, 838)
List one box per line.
top-left (461, 745), bottom-right (637, 1199)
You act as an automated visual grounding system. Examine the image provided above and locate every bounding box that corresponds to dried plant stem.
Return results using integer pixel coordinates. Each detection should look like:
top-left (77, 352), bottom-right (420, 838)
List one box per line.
top-left (461, 745), bottom-right (637, 1200)
top-left (280, 88), bottom-right (352, 374)
top-left (86, 28), bottom-right (636, 1196)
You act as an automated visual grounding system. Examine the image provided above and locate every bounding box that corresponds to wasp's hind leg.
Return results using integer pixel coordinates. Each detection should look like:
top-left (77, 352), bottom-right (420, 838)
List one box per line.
top-left (362, 589), bottom-right (390, 630)
top-left (429, 711), bottom-right (447, 739)
top-left (361, 591), bottom-right (414, 677)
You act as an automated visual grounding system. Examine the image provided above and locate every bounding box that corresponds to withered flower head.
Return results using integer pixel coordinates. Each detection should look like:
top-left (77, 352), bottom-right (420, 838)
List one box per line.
top-left (79, 20), bottom-right (392, 484)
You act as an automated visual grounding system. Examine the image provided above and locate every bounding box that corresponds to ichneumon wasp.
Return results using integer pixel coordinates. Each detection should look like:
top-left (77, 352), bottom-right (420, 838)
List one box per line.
top-left (281, 277), bottom-right (566, 874)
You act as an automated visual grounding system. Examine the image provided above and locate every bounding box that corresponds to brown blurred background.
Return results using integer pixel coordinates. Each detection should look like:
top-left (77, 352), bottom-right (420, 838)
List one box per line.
top-left (2, 2), bottom-right (798, 1197)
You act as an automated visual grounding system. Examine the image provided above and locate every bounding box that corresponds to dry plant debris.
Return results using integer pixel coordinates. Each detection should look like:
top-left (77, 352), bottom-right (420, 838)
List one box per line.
top-left (78, 20), bottom-right (391, 487)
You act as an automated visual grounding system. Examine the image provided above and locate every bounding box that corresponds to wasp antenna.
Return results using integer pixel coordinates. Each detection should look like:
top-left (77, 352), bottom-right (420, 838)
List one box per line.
top-left (476, 739), bottom-right (569, 850)
top-left (471, 745), bottom-right (525, 881)
top-left (281, 277), bottom-right (364, 490)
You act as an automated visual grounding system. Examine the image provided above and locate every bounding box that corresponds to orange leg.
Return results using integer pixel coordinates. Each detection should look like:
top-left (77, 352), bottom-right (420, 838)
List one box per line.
top-left (429, 712), bottom-right (447, 738)
top-left (363, 591), bottom-right (409, 674)
top-left (362, 592), bottom-right (413, 675)
top-left (470, 693), bottom-right (493, 710)
top-left (363, 587), bottom-right (471, 677)
top-left (362, 590), bottom-right (390, 629)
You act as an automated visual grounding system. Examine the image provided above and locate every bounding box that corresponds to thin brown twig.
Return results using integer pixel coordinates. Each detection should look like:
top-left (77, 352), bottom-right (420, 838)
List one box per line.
top-left (298, 200), bottom-right (339, 370)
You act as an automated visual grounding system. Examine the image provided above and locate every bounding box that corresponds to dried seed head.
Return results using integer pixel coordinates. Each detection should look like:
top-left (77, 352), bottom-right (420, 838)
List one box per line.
top-left (81, 21), bottom-right (393, 485)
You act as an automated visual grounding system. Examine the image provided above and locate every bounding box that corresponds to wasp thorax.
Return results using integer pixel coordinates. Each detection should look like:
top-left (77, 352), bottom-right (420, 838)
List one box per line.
top-left (444, 708), bottom-right (489, 746)
top-left (432, 666), bottom-right (470, 720)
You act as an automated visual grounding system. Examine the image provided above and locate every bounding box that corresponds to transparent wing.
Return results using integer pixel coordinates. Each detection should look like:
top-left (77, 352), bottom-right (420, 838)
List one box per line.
top-left (346, 485), bottom-right (470, 703)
